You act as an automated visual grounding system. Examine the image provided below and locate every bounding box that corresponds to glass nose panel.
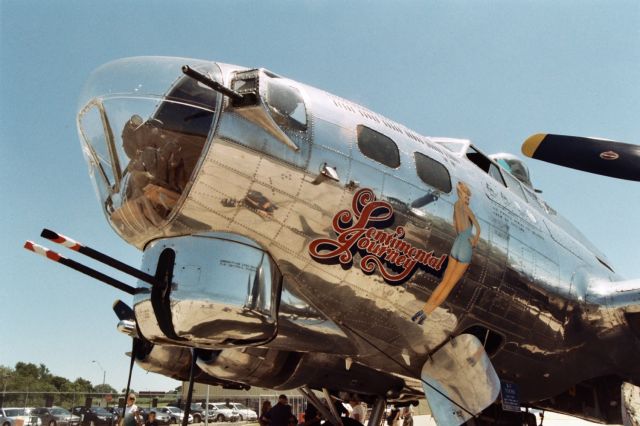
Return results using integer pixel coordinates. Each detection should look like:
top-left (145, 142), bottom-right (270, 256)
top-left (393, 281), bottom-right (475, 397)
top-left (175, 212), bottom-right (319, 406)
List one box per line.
top-left (77, 57), bottom-right (221, 244)
top-left (78, 103), bottom-right (115, 188)
top-left (78, 96), bottom-right (215, 237)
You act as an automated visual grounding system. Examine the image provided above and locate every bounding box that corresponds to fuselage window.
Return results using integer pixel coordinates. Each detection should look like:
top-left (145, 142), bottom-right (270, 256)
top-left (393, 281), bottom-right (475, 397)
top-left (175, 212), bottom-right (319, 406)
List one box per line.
top-left (414, 152), bottom-right (452, 193)
top-left (356, 125), bottom-right (400, 168)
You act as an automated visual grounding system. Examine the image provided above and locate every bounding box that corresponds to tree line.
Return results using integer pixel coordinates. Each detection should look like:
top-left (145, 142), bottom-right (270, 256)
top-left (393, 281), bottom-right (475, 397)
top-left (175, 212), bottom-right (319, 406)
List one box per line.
top-left (1, 362), bottom-right (118, 408)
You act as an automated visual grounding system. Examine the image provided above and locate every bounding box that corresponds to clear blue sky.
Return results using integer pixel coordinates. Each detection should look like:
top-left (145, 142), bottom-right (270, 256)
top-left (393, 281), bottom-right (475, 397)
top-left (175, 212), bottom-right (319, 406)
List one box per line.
top-left (1, 0), bottom-right (639, 392)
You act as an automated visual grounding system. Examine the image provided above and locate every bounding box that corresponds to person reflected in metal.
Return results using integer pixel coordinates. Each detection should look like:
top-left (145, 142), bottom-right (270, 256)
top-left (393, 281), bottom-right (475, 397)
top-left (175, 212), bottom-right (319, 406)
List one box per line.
top-left (412, 181), bottom-right (480, 325)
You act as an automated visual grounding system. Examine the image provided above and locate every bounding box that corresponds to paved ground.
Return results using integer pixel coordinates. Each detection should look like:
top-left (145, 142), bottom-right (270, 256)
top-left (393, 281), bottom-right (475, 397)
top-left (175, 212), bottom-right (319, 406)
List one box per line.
top-left (410, 413), bottom-right (611, 426)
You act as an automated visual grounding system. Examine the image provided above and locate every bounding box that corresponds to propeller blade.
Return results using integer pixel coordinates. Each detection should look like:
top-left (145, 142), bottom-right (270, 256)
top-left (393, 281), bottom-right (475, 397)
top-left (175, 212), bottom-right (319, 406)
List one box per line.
top-left (522, 133), bottom-right (640, 181)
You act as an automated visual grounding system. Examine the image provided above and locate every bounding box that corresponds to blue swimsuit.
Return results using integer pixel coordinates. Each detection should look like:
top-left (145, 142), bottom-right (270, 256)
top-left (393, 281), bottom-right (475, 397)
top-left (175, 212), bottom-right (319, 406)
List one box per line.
top-left (450, 227), bottom-right (473, 263)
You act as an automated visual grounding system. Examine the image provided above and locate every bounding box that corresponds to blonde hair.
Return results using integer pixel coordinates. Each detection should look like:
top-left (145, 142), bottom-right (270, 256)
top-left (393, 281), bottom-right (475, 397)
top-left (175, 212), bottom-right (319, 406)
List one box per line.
top-left (456, 181), bottom-right (471, 196)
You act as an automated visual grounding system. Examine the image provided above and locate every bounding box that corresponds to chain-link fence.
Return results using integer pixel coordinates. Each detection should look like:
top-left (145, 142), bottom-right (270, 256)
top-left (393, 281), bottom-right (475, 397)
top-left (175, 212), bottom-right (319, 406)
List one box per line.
top-left (0, 391), bottom-right (178, 410)
top-left (0, 391), bottom-right (309, 423)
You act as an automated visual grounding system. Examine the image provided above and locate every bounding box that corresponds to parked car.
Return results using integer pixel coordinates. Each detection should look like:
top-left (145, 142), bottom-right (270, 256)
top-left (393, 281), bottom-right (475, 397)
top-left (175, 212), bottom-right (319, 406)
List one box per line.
top-left (1, 408), bottom-right (41, 426)
top-left (156, 408), bottom-right (192, 424)
top-left (70, 407), bottom-right (114, 426)
top-left (227, 404), bottom-right (256, 422)
top-left (205, 404), bottom-right (237, 423)
top-left (187, 405), bottom-right (205, 424)
top-left (30, 407), bottom-right (80, 426)
top-left (136, 409), bottom-right (170, 426)
top-left (102, 409), bottom-right (119, 425)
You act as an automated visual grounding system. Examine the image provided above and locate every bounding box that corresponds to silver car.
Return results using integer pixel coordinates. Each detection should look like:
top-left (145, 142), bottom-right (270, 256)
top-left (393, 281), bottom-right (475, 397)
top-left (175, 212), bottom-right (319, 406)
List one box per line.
top-left (157, 408), bottom-right (192, 424)
top-left (205, 404), bottom-right (237, 423)
top-left (227, 404), bottom-right (256, 422)
top-left (29, 407), bottom-right (80, 426)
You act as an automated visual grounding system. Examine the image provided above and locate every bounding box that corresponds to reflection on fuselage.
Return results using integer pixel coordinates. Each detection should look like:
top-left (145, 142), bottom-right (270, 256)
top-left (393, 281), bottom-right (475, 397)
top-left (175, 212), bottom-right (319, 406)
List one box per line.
top-left (110, 120), bottom-right (199, 229)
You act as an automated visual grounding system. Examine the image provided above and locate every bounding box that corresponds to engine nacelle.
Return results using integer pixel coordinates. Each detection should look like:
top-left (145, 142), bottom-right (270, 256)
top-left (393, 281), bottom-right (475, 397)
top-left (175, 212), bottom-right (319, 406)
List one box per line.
top-left (133, 233), bottom-right (281, 348)
top-left (133, 341), bottom-right (248, 388)
top-left (196, 347), bottom-right (405, 396)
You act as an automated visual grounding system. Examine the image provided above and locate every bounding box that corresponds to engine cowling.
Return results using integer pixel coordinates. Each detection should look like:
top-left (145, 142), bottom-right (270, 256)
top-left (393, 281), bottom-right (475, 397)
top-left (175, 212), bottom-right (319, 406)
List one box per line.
top-left (133, 233), bottom-right (280, 348)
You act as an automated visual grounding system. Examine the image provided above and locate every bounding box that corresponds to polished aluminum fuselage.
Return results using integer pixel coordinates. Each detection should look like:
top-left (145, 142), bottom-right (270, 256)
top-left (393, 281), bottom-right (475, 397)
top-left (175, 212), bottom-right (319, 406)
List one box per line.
top-left (95, 61), bottom-right (638, 408)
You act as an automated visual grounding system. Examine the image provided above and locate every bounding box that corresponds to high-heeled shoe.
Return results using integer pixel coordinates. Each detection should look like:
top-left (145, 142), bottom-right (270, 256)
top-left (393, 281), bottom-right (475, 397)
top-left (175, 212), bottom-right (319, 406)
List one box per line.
top-left (411, 310), bottom-right (426, 324)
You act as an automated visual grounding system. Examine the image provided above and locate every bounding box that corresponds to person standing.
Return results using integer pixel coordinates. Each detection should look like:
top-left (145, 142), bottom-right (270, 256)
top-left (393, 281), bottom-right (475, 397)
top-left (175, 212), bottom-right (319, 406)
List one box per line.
top-left (400, 407), bottom-right (412, 426)
top-left (259, 401), bottom-right (272, 426)
top-left (302, 403), bottom-right (321, 426)
top-left (123, 394), bottom-right (140, 426)
top-left (386, 406), bottom-right (400, 426)
top-left (144, 412), bottom-right (158, 426)
top-left (348, 397), bottom-right (366, 425)
top-left (265, 395), bottom-right (294, 426)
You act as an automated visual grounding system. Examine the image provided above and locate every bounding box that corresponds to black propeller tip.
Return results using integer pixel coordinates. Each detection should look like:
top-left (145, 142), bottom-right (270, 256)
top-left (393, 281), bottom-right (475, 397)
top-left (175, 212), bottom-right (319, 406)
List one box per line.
top-left (113, 299), bottom-right (135, 321)
top-left (40, 228), bottom-right (58, 240)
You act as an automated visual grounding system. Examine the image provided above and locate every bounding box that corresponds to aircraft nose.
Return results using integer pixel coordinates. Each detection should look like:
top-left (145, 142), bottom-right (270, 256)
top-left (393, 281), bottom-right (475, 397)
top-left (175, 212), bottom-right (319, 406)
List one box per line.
top-left (77, 57), bottom-right (222, 247)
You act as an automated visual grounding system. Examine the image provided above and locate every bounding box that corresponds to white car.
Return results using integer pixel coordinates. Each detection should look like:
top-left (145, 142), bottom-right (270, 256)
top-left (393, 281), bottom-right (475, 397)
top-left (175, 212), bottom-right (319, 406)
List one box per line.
top-left (205, 404), bottom-right (237, 423)
top-left (157, 407), bottom-right (192, 424)
top-left (228, 404), bottom-right (256, 422)
top-left (0, 408), bottom-right (41, 426)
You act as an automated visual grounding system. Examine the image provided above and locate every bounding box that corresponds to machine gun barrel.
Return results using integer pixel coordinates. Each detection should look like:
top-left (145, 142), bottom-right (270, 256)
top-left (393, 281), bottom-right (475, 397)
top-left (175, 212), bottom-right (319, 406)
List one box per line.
top-left (182, 65), bottom-right (245, 103)
top-left (40, 228), bottom-right (157, 286)
top-left (24, 241), bottom-right (138, 295)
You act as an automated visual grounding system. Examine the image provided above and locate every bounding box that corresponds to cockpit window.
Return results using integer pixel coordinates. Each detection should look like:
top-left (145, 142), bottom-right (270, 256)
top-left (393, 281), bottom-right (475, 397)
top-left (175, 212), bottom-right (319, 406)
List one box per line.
top-left (466, 146), bottom-right (505, 186)
top-left (265, 80), bottom-right (307, 131)
top-left (490, 153), bottom-right (533, 189)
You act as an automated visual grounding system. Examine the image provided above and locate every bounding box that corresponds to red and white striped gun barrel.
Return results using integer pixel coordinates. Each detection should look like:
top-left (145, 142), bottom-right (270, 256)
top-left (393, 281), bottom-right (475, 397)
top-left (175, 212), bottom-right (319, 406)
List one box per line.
top-left (24, 240), bottom-right (138, 295)
top-left (40, 228), bottom-right (158, 286)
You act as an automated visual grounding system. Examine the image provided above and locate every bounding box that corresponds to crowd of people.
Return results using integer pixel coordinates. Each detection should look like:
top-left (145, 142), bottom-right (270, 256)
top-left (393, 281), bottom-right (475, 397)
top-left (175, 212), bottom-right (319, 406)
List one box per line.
top-left (258, 394), bottom-right (413, 426)
top-left (120, 392), bottom-right (413, 426)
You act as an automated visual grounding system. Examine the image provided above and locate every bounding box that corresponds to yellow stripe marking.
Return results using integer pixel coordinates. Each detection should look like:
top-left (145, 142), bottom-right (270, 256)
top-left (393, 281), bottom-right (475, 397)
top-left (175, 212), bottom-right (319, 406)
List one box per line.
top-left (522, 133), bottom-right (547, 158)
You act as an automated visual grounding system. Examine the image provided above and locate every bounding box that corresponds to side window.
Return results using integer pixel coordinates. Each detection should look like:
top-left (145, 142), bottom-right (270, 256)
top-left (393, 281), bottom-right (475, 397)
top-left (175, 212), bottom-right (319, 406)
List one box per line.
top-left (501, 170), bottom-right (526, 200)
top-left (265, 80), bottom-right (307, 131)
top-left (488, 163), bottom-right (506, 186)
top-left (466, 146), bottom-right (505, 186)
top-left (356, 125), bottom-right (400, 168)
top-left (414, 152), bottom-right (452, 193)
top-left (522, 185), bottom-right (545, 210)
